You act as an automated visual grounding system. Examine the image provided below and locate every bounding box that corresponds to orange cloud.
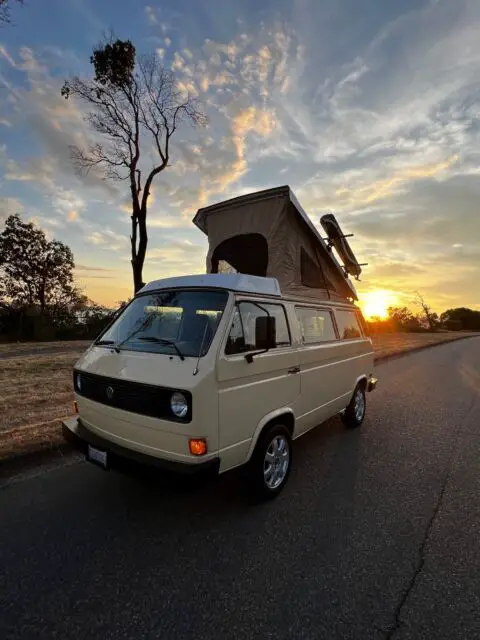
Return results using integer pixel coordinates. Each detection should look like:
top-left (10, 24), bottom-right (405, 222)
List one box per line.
top-left (197, 106), bottom-right (276, 208)
top-left (335, 155), bottom-right (459, 207)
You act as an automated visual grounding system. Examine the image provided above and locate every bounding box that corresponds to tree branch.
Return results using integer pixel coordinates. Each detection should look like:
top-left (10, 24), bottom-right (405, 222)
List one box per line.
top-left (62, 44), bottom-right (207, 293)
top-left (0, 0), bottom-right (23, 24)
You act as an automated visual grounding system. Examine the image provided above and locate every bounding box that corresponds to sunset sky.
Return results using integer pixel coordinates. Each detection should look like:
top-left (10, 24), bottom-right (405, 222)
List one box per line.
top-left (0, 0), bottom-right (479, 315)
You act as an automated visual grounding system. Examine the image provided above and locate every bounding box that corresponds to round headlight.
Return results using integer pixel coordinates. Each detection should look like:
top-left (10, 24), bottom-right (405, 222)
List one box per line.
top-left (76, 373), bottom-right (82, 392)
top-left (170, 391), bottom-right (188, 418)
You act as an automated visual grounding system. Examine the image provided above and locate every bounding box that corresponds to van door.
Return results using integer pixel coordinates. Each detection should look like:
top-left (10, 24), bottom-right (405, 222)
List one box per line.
top-left (294, 306), bottom-right (348, 435)
top-left (216, 300), bottom-right (300, 470)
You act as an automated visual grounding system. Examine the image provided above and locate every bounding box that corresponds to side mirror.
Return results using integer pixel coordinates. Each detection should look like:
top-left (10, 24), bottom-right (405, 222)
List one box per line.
top-left (255, 315), bottom-right (276, 350)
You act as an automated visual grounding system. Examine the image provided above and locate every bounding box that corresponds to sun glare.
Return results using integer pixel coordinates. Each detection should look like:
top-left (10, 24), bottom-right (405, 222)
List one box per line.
top-left (359, 290), bottom-right (399, 321)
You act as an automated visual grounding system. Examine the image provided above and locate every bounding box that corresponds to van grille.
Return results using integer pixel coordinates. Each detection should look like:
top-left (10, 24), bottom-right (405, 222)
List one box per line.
top-left (73, 370), bottom-right (192, 422)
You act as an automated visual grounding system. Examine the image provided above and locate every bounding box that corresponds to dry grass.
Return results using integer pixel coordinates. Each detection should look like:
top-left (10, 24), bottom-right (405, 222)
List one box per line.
top-left (0, 350), bottom-right (85, 463)
top-left (0, 421), bottom-right (68, 463)
top-left (0, 347), bottom-right (89, 465)
top-left (0, 340), bottom-right (90, 357)
top-left (0, 352), bottom-right (81, 433)
top-left (370, 331), bottom-right (474, 360)
top-left (0, 341), bottom-right (90, 356)
top-left (0, 333), bottom-right (477, 463)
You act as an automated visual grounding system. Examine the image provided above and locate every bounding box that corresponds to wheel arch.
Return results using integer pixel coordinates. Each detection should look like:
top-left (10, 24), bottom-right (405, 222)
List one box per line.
top-left (342, 375), bottom-right (368, 409)
top-left (354, 374), bottom-right (368, 392)
top-left (246, 408), bottom-right (295, 461)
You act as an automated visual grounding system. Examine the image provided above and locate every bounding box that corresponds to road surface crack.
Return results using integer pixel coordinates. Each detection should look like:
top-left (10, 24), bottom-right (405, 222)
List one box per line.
top-left (384, 468), bottom-right (451, 639)
top-left (385, 390), bottom-right (478, 639)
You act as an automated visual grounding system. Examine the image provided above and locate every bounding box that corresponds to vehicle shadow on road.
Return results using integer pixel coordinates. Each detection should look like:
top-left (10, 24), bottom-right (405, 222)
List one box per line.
top-left (86, 414), bottom-right (363, 543)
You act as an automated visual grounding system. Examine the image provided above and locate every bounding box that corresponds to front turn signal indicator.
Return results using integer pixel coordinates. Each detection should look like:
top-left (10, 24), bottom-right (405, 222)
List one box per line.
top-left (189, 438), bottom-right (207, 456)
top-left (73, 400), bottom-right (78, 414)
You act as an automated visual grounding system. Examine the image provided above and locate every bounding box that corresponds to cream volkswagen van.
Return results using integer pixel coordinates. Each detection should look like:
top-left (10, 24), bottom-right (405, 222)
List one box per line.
top-left (63, 186), bottom-right (377, 499)
top-left (63, 274), bottom-right (377, 499)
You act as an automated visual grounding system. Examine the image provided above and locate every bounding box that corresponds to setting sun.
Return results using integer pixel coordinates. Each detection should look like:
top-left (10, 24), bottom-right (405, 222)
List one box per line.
top-left (359, 290), bottom-right (399, 321)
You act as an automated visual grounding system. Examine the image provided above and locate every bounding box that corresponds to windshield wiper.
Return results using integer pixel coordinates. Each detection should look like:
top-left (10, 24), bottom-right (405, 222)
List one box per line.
top-left (138, 337), bottom-right (185, 361)
top-left (95, 339), bottom-right (116, 346)
top-left (113, 316), bottom-right (153, 353)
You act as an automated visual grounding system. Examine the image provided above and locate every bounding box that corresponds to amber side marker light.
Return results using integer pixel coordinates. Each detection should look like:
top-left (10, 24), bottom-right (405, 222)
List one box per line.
top-left (73, 400), bottom-right (78, 414)
top-left (189, 439), bottom-right (207, 456)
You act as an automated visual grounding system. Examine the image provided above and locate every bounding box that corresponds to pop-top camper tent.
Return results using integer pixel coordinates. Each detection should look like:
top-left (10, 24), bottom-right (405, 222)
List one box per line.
top-left (193, 185), bottom-right (360, 302)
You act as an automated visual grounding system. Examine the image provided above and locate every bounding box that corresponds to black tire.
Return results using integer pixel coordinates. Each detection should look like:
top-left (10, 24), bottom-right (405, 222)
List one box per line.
top-left (247, 423), bottom-right (292, 501)
top-left (342, 384), bottom-right (366, 428)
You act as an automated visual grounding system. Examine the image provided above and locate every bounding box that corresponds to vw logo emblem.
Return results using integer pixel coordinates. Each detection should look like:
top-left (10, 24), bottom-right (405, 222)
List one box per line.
top-left (106, 386), bottom-right (114, 400)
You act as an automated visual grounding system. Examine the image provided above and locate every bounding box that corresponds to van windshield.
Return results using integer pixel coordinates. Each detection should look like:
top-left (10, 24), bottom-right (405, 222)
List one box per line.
top-left (98, 289), bottom-right (229, 358)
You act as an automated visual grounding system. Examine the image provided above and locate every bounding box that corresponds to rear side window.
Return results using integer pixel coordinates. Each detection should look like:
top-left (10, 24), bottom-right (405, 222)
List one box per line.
top-left (335, 309), bottom-right (363, 339)
top-left (225, 301), bottom-right (290, 355)
top-left (295, 307), bottom-right (337, 343)
top-left (356, 309), bottom-right (370, 336)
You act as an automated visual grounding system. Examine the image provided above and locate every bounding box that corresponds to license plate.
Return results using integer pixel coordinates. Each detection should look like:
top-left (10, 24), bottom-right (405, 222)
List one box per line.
top-left (87, 445), bottom-right (108, 469)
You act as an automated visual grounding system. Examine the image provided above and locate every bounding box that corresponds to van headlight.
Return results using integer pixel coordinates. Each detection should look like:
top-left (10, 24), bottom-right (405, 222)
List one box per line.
top-left (170, 391), bottom-right (188, 418)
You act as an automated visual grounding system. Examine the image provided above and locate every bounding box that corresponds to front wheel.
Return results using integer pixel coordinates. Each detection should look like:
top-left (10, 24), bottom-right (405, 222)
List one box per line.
top-left (342, 384), bottom-right (366, 428)
top-left (247, 424), bottom-right (292, 501)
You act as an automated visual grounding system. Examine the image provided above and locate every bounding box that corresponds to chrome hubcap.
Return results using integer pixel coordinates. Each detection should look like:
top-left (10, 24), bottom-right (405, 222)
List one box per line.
top-left (354, 389), bottom-right (365, 422)
top-left (264, 435), bottom-right (290, 489)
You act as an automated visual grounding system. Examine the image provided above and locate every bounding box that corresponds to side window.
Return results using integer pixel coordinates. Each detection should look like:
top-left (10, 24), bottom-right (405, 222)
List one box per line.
top-left (356, 309), bottom-right (369, 337)
top-left (225, 307), bottom-right (245, 355)
top-left (225, 302), bottom-right (290, 355)
top-left (335, 309), bottom-right (362, 340)
top-left (295, 307), bottom-right (337, 343)
top-left (264, 304), bottom-right (290, 347)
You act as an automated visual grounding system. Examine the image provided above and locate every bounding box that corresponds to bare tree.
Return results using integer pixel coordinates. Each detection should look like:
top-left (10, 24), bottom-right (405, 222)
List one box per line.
top-left (414, 292), bottom-right (437, 332)
top-left (62, 38), bottom-right (207, 293)
top-left (0, 0), bottom-right (23, 24)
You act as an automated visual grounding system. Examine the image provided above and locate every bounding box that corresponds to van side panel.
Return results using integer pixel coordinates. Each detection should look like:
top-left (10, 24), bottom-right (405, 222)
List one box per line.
top-left (216, 347), bottom-right (300, 472)
top-left (294, 340), bottom-right (373, 436)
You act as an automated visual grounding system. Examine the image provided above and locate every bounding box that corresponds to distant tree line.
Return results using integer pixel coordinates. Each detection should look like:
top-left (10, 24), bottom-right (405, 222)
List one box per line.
top-left (439, 307), bottom-right (480, 332)
top-left (367, 304), bottom-right (480, 334)
top-left (0, 215), bottom-right (117, 342)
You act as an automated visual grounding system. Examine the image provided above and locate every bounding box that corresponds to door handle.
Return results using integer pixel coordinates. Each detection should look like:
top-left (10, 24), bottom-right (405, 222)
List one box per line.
top-left (288, 366), bottom-right (300, 374)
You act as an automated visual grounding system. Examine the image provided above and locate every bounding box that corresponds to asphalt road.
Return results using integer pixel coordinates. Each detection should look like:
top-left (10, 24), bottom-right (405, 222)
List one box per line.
top-left (1, 338), bottom-right (480, 640)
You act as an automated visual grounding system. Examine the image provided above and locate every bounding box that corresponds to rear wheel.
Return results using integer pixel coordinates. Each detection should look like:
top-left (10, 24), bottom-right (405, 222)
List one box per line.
top-left (342, 384), bottom-right (366, 428)
top-left (247, 424), bottom-right (292, 501)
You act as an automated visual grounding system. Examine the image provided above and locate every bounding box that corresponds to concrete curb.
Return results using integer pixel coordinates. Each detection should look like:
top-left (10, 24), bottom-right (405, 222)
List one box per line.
top-left (1, 334), bottom-right (478, 482)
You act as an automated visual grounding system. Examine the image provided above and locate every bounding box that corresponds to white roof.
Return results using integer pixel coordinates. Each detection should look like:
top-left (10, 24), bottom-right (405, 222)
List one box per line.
top-left (138, 274), bottom-right (282, 297)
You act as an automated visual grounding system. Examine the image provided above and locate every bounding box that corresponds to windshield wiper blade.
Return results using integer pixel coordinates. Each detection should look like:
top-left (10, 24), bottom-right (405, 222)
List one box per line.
top-left (138, 337), bottom-right (185, 360)
top-left (95, 340), bottom-right (116, 346)
top-left (113, 316), bottom-right (153, 353)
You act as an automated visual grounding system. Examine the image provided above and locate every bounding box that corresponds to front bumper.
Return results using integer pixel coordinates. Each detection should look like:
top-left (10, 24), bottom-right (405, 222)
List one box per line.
top-left (62, 418), bottom-right (220, 476)
top-left (367, 377), bottom-right (378, 392)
